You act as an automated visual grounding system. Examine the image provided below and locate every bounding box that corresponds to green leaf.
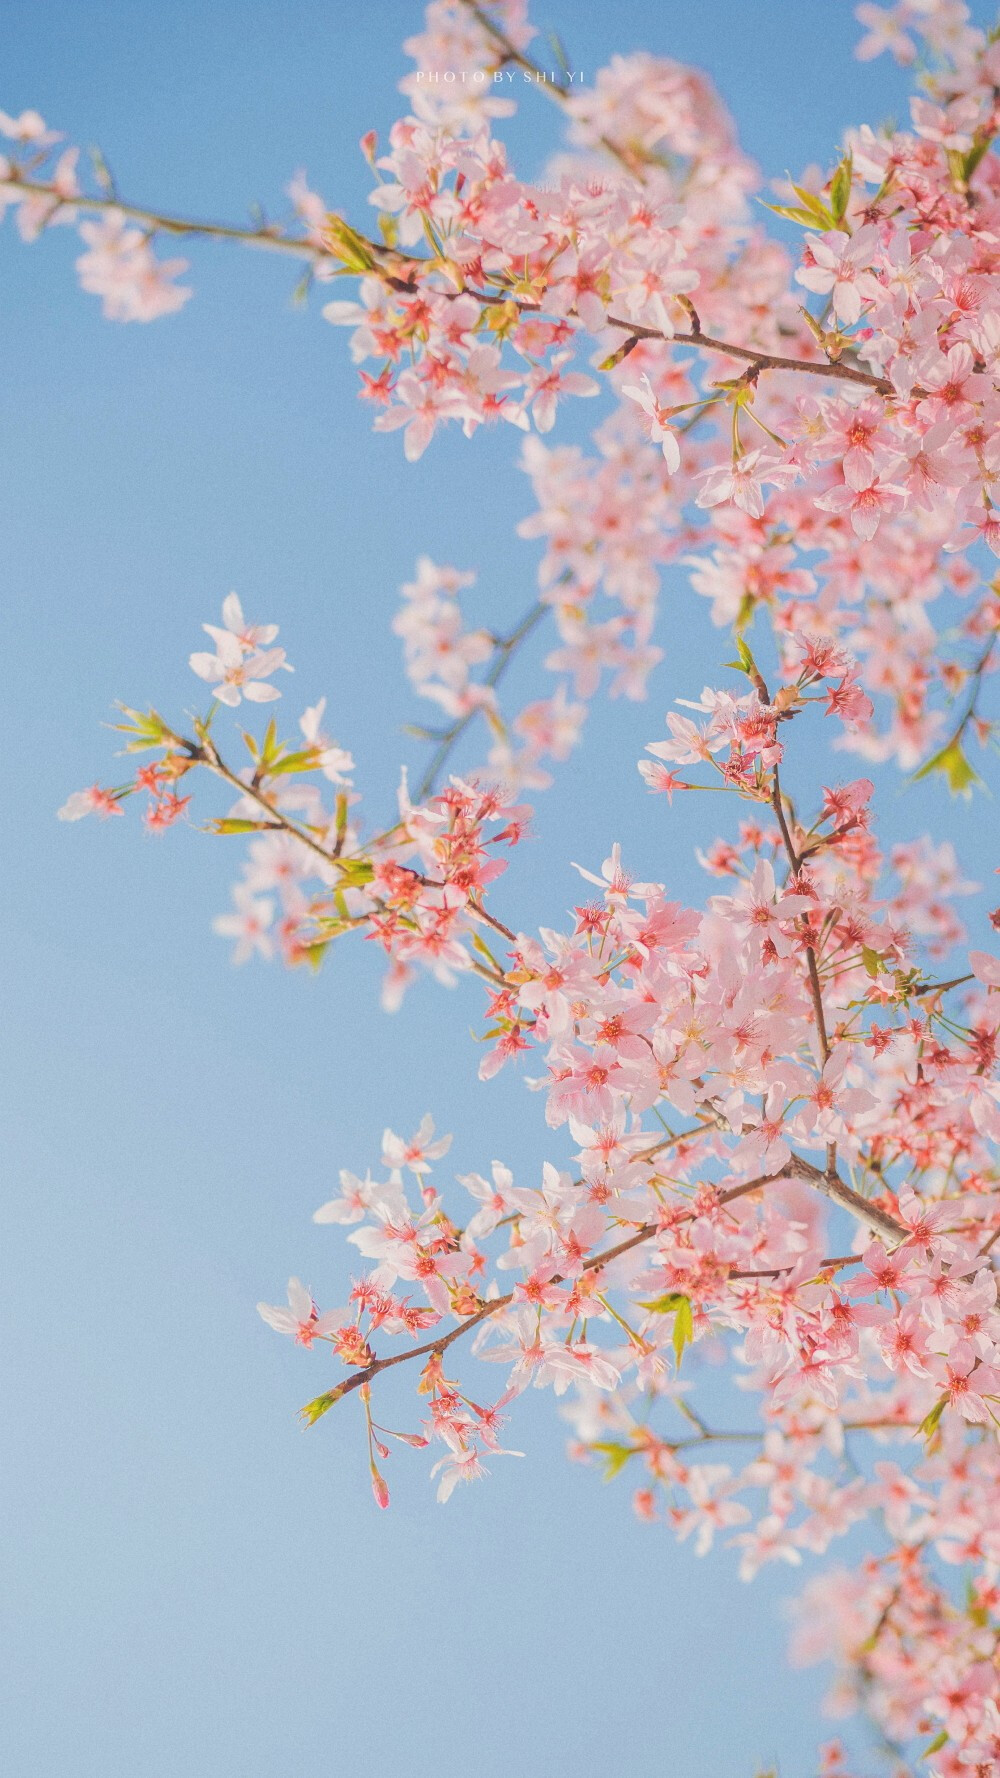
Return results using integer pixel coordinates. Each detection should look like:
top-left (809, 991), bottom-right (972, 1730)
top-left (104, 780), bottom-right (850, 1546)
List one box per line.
top-left (734, 593), bottom-right (756, 635)
top-left (788, 182), bottom-right (836, 228)
top-left (546, 27), bottom-right (571, 80)
top-left (913, 737), bottom-right (983, 799)
top-left (290, 268), bottom-right (313, 307)
top-left (336, 857), bottom-right (374, 888)
top-left (113, 705), bottom-right (171, 751)
top-left (298, 1385), bottom-right (347, 1426)
top-left (268, 748), bottom-right (320, 776)
top-left (862, 945), bottom-right (882, 978)
top-left (376, 212), bottom-right (399, 250)
top-left (918, 1395), bottom-right (947, 1443)
top-left (725, 634), bottom-right (760, 678)
top-left (963, 133), bottom-right (995, 182)
top-left (323, 214), bottom-right (377, 273)
top-left (206, 817), bottom-right (278, 835)
top-left (638, 1292), bottom-right (690, 1315)
top-left (471, 931), bottom-right (502, 971)
top-left (302, 940), bottom-right (330, 972)
top-left (963, 1578), bottom-right (993, 1628)
top-left (597, 336), bottom-right (640, 371)
top-left (921, 1730), bottom-right (948, 1758)
top-left (672, 1295), bottom-right (694, 1366)
top-left (638, 1293), bottom-right (694, 1366)
top-left (591, 1440), bottom-right (634, 1481)
top-left (762, 200), bottom-right (831, 229)
top-left (761, 183), bottom-right (836, 231)
top-left (829, 153), bottom-right (854, 225)
top-left (479, 300), bottom-right (520, 341)
top-left (259, 718), bottom-right (280, 769)
top-left (88, 144), bottom-right (116, 197)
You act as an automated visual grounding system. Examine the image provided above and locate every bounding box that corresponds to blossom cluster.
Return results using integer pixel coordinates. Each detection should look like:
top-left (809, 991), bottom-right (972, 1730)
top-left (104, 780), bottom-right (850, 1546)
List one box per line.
top-left (255, 762), bottom-right (1000, 1764)
top-left (59, 565), bottom-right (1000, 1767)
top-left (7, 3), bottom-right (1000, 780)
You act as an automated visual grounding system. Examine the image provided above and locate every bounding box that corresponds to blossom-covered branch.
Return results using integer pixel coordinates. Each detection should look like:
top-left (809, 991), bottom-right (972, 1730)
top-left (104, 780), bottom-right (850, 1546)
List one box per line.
top-left (37, 0), bottom-right (1000, 1770)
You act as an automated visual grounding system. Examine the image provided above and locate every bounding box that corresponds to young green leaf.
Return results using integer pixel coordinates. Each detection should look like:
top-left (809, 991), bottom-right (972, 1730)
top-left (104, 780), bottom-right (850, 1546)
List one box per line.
top-left (298, 1385), bottom-right (347, 1426)
top-left (672, 1295), bottom-right (694, 1366)
top-left (206, 817), bottom-right (278, 835)
top-left (113, 705), bottom-right (172, 751)
top-left (267, 748), bottom-right (320, 776)
top-left (917, 1395), bottom-right (947, 1444)
top-left (591, 1440), bottom-right (635, 1481)
top-left (829, 153), bottom-right (853, 224)
top-left (913, 738), bottom-right (983, 799)
top-left (638, 1292), bottom-right (689, 1314)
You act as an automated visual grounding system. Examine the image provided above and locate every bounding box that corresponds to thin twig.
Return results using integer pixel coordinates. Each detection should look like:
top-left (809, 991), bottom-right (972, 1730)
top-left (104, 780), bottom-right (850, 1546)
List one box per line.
top-left (198, 738), bottom-right (519, 945)
top-left (414, 600), bottom-right (547, 800)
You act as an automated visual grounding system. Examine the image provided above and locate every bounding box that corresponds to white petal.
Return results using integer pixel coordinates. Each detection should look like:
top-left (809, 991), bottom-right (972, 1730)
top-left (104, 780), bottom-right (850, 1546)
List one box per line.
top-left (222, 591), bottom-right (245, 632)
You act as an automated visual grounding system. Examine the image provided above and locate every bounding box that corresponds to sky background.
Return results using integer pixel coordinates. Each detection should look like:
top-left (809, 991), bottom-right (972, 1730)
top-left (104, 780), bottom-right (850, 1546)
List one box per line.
top-left (2, 5), bottom-right (996, 1776)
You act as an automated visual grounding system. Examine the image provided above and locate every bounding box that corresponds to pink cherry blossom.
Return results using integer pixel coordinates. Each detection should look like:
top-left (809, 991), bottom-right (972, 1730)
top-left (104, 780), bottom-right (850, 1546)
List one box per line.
top-left (815, 457), bottom-right (908, 540)
top-left (622, 373), bottom-right (682, 472)
top-left (795, 226), bottom-right (883, 325)
top-left (58, 784), bottom-right (125, 821)
top-left (189, 597), bottom-right (291, 706)
top-left (256, 1277), bottom-right (345, 1345)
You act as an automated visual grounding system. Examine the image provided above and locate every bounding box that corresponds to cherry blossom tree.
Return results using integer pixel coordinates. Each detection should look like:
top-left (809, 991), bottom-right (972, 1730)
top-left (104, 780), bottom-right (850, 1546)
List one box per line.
top-left (13, 0), bottom-right (1000, 1768)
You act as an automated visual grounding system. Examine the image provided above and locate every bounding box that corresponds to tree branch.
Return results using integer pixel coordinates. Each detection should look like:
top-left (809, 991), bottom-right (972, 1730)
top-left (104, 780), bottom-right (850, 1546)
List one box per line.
top-left (3, 182), bottom-right (897, 395)
top-left (303, 1168), bottom-right (801, 1419)
top-left (414, 600), bottom-right (547, 800)
top-left (787, 1150), bottom-right (907, 1244)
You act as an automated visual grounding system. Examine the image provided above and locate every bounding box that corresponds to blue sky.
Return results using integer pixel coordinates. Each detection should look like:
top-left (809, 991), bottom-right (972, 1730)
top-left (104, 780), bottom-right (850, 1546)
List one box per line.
top-left (2, 5), bottom-right (995, 1776)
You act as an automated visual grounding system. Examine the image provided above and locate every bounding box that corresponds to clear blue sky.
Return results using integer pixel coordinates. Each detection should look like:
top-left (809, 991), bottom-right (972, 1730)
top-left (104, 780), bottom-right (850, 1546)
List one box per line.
top-left (2, 5), bottom-right (994, 1776)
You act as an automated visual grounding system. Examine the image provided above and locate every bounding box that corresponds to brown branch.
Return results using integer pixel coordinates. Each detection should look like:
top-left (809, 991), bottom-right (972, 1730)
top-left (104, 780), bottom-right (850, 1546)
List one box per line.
top-left (611, 316), bottom-right (895, 393)
top-left (466, 897), bottom-right (517, 945)
top-left (455, 0), bottom-right (642, 176)
top-left (911, 972), bottom-right (975, 998)
top-left (458, 0), bottom-right (574, 101)
top-left (5, 176), bottom-right (328, 261)
top-left (199, 742), bottom-right (348, 873)
top-left (787, 1150), bottom-right (907, 1244)
top-left (197, 738), bottom-right (518, 948)
top-left (729, 1253), bottom-right (863, 1280)
top-left (4, 182), bottom-right (897, 396)
top-left (306, 1169), bottom-right (791, 1417)
top-left (303, 1152), bottom-right (908, 1425)
top-left (414, 600), bottom-right (547, 801)
top-left (770, 767), bottom-right (832, 1093)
